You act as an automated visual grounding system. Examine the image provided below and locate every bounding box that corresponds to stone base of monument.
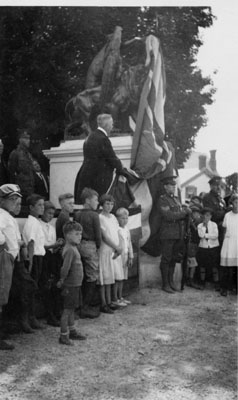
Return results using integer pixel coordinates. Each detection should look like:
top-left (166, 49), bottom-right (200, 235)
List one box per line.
top-left (43, 136), bottom-right (182, 289)
top-left (139, 250), bottom-right (182, 289)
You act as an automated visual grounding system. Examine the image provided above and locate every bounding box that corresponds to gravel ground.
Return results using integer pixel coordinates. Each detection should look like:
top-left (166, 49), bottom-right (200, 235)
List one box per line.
top-left (0, 286), bottom-right (237, 400)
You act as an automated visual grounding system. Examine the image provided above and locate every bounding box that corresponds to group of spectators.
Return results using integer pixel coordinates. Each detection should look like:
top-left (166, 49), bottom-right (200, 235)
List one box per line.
top-left (0, 184), bottom-right (133, 350)
top-left (183, 177), bottom-right (238, 295)
top-left (0, 113), bottom-right (237, 353)
top-left (156, 175), bottom-right (237, 296)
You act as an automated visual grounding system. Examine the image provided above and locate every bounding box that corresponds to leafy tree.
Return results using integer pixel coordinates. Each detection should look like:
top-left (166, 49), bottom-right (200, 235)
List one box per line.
top-left (0, 6), bottom-right (215, 169)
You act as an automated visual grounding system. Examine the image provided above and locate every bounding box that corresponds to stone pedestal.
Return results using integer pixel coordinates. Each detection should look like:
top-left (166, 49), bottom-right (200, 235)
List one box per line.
top-left (43, 136), bottom-right (132, 208)
top-left (139, 250), bottom-right (182, 289)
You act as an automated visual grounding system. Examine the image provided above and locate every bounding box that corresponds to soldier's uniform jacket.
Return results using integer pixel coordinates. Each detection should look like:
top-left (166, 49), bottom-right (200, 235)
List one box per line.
top-left (202, 191), bottom-right (226, 226)
top-left (8, 144), bottom-right (34, 198)
top-left (158, 193), bottom-right (187, 240)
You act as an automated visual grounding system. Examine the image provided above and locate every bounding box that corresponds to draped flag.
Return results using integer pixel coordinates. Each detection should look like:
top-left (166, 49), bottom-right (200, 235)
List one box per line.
top-left (130, 35), bottom-right (172, 179)
top-left (129, 35), bottom-right (177, 256)
top-left (108, 34), bottom-right (178, 256)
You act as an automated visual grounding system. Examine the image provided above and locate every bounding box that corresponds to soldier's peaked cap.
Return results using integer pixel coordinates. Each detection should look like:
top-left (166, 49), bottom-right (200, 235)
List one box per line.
top-left (18, 129), bottom-right (30, 139)
top-left (162, 176), bottom-right (177, 186)
top-left (208, 176), bottom-right (222, 185)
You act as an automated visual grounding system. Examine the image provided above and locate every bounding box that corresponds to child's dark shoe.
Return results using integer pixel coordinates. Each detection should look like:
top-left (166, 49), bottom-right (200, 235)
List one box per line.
top-left (100, 305), bottom-right (114, 314)
top-left (69, 330), bottom-right (86, 340)
top-left (59, 335), bottom-right (74, 346)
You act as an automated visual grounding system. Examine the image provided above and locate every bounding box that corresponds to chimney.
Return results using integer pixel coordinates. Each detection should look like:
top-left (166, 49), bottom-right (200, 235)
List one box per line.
top-left (209, 150), bottom-right (217, 172)
top-left (199, 154), bottom-right (207, 170)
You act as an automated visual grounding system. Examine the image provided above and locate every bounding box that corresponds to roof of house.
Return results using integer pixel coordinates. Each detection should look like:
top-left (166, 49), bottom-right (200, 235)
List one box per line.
top-left (178, 167), bottom-right (215, 187)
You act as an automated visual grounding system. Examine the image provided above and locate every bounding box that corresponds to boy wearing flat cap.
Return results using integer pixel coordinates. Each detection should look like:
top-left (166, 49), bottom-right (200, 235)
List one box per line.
top-left (0, 184), bottom-right (22, 350)
top-left (8, 129), bottom-right (35, 203)
top-left (158, 176), bottom-right (191, 294)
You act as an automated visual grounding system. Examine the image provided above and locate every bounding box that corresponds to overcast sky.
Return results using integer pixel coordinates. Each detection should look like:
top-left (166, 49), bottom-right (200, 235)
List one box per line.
top-left (195, 0), bottom-right (238, 176)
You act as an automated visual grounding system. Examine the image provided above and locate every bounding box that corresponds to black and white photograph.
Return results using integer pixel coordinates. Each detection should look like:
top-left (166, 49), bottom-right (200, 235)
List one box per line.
top-left (0, 1), bottom-right (237, 399)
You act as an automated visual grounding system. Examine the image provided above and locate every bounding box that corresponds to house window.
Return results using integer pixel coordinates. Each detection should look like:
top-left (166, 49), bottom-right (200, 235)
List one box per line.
top-left (186, 185), bottom-right (197, 199)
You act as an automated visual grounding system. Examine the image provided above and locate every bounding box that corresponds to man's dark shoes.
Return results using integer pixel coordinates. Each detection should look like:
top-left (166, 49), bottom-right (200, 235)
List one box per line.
top-left (0, 339), bottom-right (14, 350)
top-left (162, 286), bottom-right (175, 294)
top-left (100, 305), bottom-right (114, 314)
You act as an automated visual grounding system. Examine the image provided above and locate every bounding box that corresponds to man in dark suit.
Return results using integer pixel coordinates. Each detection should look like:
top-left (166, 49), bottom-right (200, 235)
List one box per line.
top-left (75, 113), bottom-right (126, 203)
top-left (33, 159), bottom-right (49, 200)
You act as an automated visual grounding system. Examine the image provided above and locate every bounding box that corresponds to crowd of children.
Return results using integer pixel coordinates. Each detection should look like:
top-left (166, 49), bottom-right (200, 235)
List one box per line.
top-left (0, 185), bottom-right (134, 349)
top-left (0, 183), bottom-right (237, 350)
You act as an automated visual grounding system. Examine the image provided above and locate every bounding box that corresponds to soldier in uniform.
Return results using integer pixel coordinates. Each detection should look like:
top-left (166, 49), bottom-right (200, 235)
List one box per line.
top-left (8, 129), bottom-right (35, 205)
top-left (158, 177), bottom-right (191, 294)
top-left (202, 176), bottom-right (227, 290)
top-left (203, 176), bottom-right (226, 243)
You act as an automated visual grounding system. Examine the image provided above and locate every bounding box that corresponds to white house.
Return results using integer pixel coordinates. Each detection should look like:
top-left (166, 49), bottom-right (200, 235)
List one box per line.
top-left (178, 149), bottom-right (222, 202)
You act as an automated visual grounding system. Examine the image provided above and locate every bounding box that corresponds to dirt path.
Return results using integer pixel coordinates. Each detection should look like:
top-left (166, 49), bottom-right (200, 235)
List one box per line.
top-left (0, 287), bottom-right (237, 400)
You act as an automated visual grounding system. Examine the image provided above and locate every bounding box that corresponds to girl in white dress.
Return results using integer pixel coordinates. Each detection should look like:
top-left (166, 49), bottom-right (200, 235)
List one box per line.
top-left (220, 194), bottom-right (238, 296)
top-left (99, 194), bottom-right (123, 314)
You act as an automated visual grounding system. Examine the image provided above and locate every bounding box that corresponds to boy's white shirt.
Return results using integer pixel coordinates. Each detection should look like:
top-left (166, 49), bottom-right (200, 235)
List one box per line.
top-left (22, 215), bottom-right (46, 256)
top-left (39, 219), bottom-right (56, 248)
top-left (197, 220), bottom-right (219, 248)
top-left (0, 208), bottom-right (21, 258)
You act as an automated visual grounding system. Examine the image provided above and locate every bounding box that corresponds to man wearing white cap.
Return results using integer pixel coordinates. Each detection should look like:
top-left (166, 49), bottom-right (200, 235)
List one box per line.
top-left (0, 184), bottom-right (22, 350)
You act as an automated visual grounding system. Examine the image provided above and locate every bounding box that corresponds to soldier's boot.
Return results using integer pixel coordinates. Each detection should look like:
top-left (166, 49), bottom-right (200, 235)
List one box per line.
top-left (80, 282), bottom-right (100, 319)
top-left (20, 311), bottom-right (35, 334)
top-left (169, 267), bottom-right (181, 292)
top-left (160, 266), bottom-right (174, 294)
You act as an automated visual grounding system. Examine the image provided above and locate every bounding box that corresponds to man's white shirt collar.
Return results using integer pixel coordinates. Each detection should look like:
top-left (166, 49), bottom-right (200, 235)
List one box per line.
top-left (97, 127), bottom-right (108, 137)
